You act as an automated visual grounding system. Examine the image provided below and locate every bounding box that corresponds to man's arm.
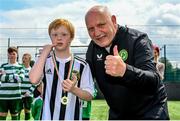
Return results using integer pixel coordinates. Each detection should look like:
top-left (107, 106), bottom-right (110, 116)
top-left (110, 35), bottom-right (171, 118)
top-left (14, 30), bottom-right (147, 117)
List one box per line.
top-left (121, 35), bottom-right (160, 94)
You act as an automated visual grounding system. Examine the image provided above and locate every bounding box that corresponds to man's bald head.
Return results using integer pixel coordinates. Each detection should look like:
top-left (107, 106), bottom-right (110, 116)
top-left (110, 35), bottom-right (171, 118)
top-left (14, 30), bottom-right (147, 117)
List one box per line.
top-left (85, 5), bottom-right (112, 21)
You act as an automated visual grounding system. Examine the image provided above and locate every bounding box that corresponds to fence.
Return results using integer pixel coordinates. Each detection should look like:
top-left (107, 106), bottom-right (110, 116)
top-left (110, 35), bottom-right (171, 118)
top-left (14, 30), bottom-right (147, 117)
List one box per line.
top-left (0, 41), bottom-right (180, 83)
top-left (1, 31), bottom-right (180, 100)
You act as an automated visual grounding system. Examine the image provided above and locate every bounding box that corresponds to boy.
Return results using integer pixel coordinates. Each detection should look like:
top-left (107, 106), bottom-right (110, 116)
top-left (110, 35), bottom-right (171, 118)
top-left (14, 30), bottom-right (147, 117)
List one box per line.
top-left (19, 53), bottom-right (35, 120)
top-left (82, 88), bottom-right (97, 120)
top-left (29, 18), bottom-right (94, 120)
top-left (31, 82), bottom-right (43, 120)
top-left (0, 47), bottom-right (25, 120)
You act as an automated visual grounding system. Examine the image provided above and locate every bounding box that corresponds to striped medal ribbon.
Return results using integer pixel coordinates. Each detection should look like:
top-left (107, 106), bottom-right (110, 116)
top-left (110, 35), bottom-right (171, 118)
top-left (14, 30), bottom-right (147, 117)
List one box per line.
top-left (51, 49), bottom-right (74, 105)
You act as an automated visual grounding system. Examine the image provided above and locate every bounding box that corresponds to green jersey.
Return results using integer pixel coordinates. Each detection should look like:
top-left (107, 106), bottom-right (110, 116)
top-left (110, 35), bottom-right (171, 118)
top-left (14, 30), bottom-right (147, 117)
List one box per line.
top-left (0, 62), bottom-right (25, 100)
top-left (21, 66), bottom-right (35, 98)
top-left (82, 88), bottom-right (97, 119)
top-left (82, 101), bottom-right (92, 118)
top-left (31, 96), bottom-right (43, 120)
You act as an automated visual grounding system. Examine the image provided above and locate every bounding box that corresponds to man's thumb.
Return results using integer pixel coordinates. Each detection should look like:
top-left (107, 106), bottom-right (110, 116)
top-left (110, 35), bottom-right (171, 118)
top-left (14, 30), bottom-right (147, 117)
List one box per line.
top-left (113, 45), bottom-right (119, 56)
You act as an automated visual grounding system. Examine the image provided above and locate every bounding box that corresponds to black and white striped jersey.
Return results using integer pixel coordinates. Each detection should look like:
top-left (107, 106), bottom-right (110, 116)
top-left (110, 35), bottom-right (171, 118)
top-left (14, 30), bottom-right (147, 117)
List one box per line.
top-left (41, 55), bottom-right (94, 120)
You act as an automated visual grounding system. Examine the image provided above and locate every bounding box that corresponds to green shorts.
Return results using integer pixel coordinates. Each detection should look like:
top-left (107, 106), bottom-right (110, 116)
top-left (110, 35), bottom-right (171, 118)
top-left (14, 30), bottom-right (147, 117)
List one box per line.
top-left (20, 97), bottom-right (33, 110)
top-left (0, 99), bottom-right (21, 114)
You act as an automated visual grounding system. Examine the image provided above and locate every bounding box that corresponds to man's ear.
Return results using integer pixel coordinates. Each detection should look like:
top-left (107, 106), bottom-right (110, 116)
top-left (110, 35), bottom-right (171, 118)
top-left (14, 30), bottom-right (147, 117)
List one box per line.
top-left (111, 15), bottom-right (117, 24)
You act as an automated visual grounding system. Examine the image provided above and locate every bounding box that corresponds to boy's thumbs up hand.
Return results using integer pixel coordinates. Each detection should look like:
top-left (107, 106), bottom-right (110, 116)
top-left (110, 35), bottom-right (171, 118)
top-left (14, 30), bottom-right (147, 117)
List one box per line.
top-left (105, 45), bottom-right (126, 77)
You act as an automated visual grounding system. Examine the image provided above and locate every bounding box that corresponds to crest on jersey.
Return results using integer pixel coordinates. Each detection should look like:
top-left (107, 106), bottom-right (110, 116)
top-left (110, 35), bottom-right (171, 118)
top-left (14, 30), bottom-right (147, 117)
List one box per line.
top-left (119, 49), bottom-right (128, 61)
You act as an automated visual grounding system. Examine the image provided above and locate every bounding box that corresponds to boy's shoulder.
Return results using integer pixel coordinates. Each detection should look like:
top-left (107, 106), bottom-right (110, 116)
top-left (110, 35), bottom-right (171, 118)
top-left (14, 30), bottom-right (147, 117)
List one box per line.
top-left (74, 55), bottom-right (87, 65)
top-left (47, 53), bottom-right (52, 58)
top-left (1, 63), bottom-right (8, 67)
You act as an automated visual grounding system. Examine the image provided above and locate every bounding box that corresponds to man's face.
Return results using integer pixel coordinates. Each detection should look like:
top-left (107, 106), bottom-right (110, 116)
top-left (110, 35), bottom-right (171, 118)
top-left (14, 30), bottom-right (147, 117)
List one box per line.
top-left (86, 12), bottom-right (117, 47)
top-left (8, 51), bottom-right (17, 63)
top-left (50, 25), bottom-right (72, 51)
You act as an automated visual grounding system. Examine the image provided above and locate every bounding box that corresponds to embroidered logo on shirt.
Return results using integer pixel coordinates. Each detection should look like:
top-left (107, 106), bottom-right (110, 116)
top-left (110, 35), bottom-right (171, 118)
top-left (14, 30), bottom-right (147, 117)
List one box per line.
top-left (119, 49), bottom-right (128, 61)
top-left (97, 54), bottom-right (103, 61)
top-left (46, 68), bottom-right (52, 74)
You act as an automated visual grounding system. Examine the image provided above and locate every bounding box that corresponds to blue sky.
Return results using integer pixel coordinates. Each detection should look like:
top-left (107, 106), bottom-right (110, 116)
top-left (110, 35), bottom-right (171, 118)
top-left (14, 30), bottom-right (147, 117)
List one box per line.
top-left (0, 0), bottom-right (28, 11)
top-left (0, 0), bottom-right (180, 44)
top-left (0, 0), bottom-right (180, 64)
top-left (0, 0), bottom-right (109, 11)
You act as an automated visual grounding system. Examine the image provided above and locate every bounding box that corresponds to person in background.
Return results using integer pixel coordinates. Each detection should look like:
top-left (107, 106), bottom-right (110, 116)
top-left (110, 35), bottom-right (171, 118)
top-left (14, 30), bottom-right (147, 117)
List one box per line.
top-left (30, 60), bottom-right (35, 67)
top-left (31, 82), bottom-right (43, 120)
top-left (29, 18), bottom-right (95, 120)
top-left (19, 53), bottom-right (36, 120)
top-left (85, 5), bottom-right (169, 120)
top-left (0, 47), bottom-right (25, 120)
top-left (153, 45), bottom-right (165, 80)
top-left (35, 48), bottom-right (43, 61)
top-left (82, 88), bottom-right (97, 120)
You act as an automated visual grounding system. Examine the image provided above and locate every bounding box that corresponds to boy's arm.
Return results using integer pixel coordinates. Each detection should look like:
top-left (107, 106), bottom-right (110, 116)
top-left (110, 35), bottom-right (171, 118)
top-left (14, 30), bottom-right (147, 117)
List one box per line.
top-left (29, 44), bottom-right (53, 84)
top-left (72, 87), bottom-right (93, 101)
top-left (62, 64), bottom-right (94, 101)
top-left (29, 84), bottom-right (36, 94)
top-left (0, 67), bottom-right (25, 83)
top-left (25, 84), bottom-right (36, 96)
top-left (0, 73), bottom-right (14, 82)
top-left (0, 66), bottom-right (14, 82)
top-left (62, 79), bottom-right (93, 101)
top-left (14, 67), bottom-right (25, 82)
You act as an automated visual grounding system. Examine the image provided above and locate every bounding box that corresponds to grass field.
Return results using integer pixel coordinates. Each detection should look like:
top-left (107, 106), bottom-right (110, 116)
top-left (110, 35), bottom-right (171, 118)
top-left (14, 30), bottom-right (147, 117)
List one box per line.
top-left (90, 100), bottom-right (180, 120)
top-left (7, 100), bottom-right (180, 120)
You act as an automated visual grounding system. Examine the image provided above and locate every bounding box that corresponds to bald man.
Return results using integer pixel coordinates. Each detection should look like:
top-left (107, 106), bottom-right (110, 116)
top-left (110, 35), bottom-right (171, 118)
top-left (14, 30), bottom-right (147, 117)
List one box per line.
top-left (85, 5), bottom-right (169, 120)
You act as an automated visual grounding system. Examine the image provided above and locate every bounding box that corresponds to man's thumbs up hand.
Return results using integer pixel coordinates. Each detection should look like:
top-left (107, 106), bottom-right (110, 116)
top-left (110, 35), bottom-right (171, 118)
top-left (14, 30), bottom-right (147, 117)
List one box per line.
top-left (113, 45), bottom-right (119, 56)
top-left (105, 45), bottom-right (126, 77)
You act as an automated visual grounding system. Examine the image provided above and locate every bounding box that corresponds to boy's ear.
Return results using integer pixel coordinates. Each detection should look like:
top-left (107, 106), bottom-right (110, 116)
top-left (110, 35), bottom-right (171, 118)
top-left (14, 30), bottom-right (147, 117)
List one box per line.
top-left (69, 38), bottom-right (73, 44)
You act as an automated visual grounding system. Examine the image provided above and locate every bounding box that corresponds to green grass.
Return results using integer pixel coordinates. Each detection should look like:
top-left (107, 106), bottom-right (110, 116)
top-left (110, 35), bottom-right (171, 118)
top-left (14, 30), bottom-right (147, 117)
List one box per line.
top-left (91, 100), bottom-right (109, 120)
top-left (168, 101), bottom-right (180, 120)
top-left (6, 100), bottom-right (180, 120)
top-left (90, 100), bottom-right (180, 120)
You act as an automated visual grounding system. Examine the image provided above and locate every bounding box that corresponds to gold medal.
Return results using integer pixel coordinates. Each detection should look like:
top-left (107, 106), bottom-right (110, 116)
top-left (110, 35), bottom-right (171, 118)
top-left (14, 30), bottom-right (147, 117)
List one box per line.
top-left (61, 96), bottom-right (68, 105)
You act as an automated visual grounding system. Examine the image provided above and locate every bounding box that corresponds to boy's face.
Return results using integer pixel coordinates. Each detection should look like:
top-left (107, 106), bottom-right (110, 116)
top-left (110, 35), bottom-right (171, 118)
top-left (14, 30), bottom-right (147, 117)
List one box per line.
top-left (50, 25), bottom-right (72, 51)
top-left (22, 55), bottom-right (30, 65)
top-left (8, 51), bottom-right (17, 63)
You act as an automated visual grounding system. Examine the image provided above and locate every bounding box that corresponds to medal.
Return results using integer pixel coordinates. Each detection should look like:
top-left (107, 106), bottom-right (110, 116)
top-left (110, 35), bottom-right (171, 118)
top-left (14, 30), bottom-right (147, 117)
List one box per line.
top-left (52, 49), bottom-right (74, 105)
top-left (61, 96), bottom-right (68, 105)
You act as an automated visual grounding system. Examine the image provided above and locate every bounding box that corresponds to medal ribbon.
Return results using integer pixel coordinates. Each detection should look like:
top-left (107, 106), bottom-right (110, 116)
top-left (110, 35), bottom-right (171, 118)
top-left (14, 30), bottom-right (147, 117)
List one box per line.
top-left (51, 49), bottom-right (74, 80)
top-left (51, 49), bottom-right (74, 105)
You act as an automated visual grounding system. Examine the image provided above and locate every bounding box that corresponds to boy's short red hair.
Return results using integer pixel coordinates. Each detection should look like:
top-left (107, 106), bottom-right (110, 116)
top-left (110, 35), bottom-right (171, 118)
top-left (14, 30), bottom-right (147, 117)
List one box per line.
top-left (48, 18), bottom-right (75, 39)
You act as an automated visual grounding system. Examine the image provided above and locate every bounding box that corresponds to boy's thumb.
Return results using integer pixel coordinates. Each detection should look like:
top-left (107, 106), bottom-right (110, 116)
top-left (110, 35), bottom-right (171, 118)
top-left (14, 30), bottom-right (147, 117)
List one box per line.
top-left (113, 45), bottom-right (119, 56)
